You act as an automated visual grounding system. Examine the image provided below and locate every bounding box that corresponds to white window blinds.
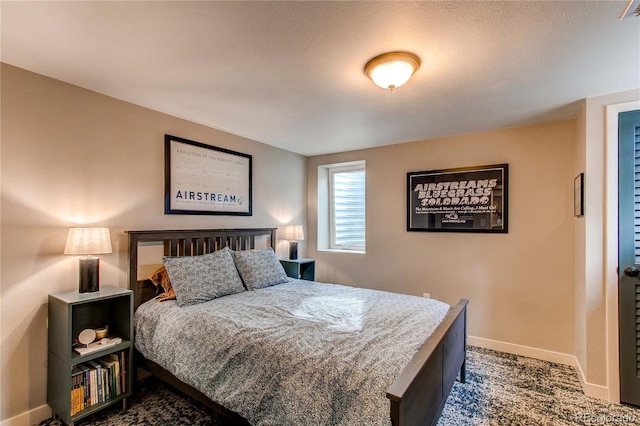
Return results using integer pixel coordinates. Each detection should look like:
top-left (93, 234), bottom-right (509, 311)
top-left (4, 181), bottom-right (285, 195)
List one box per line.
top-left (330, 165), bottom-right (365, 250)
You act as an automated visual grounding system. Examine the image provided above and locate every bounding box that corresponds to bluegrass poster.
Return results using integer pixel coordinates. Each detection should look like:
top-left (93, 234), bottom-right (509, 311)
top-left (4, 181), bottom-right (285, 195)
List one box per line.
top-left (407, 164), bottom-right (508, 233)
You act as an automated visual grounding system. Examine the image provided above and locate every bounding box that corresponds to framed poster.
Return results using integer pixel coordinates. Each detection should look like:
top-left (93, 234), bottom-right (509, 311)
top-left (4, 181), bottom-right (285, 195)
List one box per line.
top-left (574, 173), bottom-right (584, 217)
top-left (165, 134), bottom-right (252, 216)
top-left (407, 164), bottom-right (508, 233)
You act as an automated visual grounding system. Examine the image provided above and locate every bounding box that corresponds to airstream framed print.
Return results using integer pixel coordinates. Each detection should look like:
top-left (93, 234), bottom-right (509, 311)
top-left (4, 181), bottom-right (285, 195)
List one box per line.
top-left (165, 134), bottom-right (252, 216)
top-left (407, 164), bottom-right (508, 233)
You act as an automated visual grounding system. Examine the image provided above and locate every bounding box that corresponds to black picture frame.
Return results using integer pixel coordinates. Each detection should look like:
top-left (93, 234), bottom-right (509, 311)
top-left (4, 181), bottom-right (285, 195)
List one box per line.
top-left (165, 135), bottom-right (252, 216)
top-left (407, 164), bottom-right (509, 233)
top-left (574, 173), bottom-right (584, 217)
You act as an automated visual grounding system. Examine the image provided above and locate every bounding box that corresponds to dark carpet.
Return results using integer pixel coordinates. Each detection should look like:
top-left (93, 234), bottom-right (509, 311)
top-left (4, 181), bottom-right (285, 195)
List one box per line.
top-left (37, 346), bottom-right (640, 425)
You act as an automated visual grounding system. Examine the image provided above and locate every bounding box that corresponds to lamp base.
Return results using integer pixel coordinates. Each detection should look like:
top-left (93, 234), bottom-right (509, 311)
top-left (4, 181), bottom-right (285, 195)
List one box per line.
top-left (289, 241), bottom-right (298, 260)
top-left (79, 257), bottom-right (100, 293)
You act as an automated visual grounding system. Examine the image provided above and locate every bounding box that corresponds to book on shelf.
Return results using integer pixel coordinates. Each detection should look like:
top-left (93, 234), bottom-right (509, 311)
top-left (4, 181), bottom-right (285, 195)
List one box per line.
top-left (111, 351), bottom-right (126, 395)
top-left (96, 358), bottom-right (117, 400)
top-left (76, 364), bottom-right (90, 407)
top-left (70, 367), bottom-right (84, 416)
top-left (69, 350), bottom-right (127, 416)
top-left (105, 353), bottom-right (121, 395)
top-left (86, 360), bottom-right (103, 403)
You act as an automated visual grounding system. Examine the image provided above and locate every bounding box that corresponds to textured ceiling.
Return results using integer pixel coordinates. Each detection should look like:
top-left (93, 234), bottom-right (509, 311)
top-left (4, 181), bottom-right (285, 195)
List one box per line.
top-left (2, 1), bottom-right (639, 156)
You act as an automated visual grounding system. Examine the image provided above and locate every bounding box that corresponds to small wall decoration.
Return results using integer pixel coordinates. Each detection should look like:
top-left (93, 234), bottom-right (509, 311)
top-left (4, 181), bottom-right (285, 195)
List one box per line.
top-left (407, 164), bottom-right (508, 233)
top-left (574, 173), bottom-right (584, 217)
top-left (165, 135), bottom-right (252, 216)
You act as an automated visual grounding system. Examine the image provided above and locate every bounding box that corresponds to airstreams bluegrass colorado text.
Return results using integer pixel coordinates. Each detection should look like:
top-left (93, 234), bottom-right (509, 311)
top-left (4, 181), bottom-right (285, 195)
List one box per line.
top-left (407, 164), bottom-right (508, 233)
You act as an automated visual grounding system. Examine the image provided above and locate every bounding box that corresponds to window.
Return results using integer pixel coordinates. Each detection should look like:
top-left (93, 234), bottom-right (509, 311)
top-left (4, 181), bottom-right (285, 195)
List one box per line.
top-left (330, 166), bottom-right (365, 249)
top-left (318, 161), bottom-right (365, 253)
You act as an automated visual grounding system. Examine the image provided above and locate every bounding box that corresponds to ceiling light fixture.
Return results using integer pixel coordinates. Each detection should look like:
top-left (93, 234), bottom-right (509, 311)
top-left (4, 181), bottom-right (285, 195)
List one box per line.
top-left (364, 51), bottom-right (421, 91)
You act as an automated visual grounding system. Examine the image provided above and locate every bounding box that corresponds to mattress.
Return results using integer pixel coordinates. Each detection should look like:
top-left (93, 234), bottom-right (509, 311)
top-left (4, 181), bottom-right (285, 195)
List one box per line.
top-left (134, 279), bottom-right (450, 425)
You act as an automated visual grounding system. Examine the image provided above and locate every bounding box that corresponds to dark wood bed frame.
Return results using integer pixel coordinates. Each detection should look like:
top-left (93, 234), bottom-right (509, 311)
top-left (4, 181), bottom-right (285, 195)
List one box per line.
top-left (128, 228), bottom-right (468, 426)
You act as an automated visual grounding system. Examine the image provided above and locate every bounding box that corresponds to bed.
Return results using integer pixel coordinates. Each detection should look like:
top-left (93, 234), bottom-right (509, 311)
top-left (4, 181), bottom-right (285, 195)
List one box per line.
top-left (128, 228), bottom-right (468, 426)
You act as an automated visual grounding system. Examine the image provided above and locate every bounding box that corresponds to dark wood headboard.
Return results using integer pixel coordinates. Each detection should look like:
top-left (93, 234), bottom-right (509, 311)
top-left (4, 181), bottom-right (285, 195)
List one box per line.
top-left (127, 228), bottom-right (277, 310)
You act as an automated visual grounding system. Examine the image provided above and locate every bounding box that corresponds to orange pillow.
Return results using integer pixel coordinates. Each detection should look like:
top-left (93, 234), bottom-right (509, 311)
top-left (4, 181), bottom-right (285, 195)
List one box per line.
top-left (147, 266), bottom-right (177, 302)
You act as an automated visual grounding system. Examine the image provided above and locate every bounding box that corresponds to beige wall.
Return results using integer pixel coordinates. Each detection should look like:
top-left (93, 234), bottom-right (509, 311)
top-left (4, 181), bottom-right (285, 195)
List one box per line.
top-left (0, 64), bottom-right (306, 422)
top-left (307, 121), bottom-right (576, 355)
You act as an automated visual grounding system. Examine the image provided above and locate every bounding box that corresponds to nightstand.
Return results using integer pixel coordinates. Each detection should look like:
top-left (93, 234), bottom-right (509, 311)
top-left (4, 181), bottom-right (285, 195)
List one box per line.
top-left (280, 258), bottom-right (315, 281)
top-left (48, 286), bottom-right (133, 425)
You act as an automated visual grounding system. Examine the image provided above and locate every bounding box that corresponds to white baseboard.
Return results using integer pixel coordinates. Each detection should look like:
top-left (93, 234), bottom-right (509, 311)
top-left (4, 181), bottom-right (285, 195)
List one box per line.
top-left (468, 335), bottom-right (575, 365)
top-left (0, 404), bottom-right (51, 426)
top-left (468, 335), bottom-right (610, 401)
top-left (573, 355), bottom-right (610, 400)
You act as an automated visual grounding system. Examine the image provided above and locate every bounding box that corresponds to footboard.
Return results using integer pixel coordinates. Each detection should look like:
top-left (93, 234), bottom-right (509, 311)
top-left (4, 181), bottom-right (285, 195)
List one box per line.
top-left (387, 299), bottom-right (468, 426)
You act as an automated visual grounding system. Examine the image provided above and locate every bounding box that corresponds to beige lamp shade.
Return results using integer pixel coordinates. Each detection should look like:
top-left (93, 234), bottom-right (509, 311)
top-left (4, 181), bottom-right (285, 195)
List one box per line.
top-left (64, 227), bottom-right (113, 255)
top-left (283, 225), bottom-right (304, 241)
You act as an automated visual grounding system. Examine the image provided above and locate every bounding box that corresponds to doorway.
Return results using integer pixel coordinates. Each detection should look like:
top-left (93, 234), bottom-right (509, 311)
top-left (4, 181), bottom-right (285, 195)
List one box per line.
top-left (619, 109), bottom-right (640, 406)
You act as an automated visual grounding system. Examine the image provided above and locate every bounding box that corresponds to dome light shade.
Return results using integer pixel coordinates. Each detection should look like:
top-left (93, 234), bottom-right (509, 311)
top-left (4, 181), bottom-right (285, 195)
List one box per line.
top-left (364, 52), bottom-right (421, 91)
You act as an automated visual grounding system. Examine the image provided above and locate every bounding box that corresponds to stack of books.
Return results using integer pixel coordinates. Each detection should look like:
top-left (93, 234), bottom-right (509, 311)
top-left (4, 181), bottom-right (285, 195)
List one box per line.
top-left (70, 350), bottom-right (127, 416)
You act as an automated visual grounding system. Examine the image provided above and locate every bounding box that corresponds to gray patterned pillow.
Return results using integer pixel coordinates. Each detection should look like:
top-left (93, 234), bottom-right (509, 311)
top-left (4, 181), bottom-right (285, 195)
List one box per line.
top-left (162, 247), bottom-right (245, 307)
top-left (232, 248), bottom-right (289, 290)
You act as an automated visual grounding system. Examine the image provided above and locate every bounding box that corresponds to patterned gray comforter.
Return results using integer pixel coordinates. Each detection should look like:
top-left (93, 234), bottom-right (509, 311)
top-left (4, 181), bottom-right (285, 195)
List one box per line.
top-left (135, 280), bottom-right (450, 425)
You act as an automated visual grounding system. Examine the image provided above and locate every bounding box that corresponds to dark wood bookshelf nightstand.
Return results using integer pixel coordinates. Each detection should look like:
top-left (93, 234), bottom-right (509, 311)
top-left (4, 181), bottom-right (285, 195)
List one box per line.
top-left (280, 258), bottom-right (315, 281)
top-left (47, 286), bottom-right (133, 425)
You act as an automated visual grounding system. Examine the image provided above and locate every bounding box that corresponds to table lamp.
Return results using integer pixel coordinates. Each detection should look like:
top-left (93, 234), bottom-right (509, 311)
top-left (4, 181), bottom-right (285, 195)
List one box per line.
top-left (283, 225), bottom-right (304, 260)
top-left (64, 227), bottom-right (112, 293)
